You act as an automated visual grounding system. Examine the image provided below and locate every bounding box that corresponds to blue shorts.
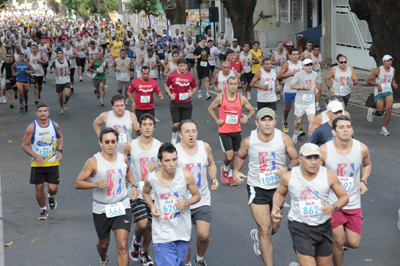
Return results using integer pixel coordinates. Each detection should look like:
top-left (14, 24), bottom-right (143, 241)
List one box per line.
top-left (374, 92), bottom-right (393, 102)
top-left (284, 92), bottom-right (296, 104)
top-left (154, 240), bottom-right (190, 266)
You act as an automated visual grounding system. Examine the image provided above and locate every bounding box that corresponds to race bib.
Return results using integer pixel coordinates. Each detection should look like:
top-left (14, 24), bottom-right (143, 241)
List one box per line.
top-left (244, 65), bottom-right (251, 72)
top-left (150, 70), bottom-right (155, 77)
top-left (339, 177), bottom-right (354, 191)
top-left (340, 85), bottom-right (349, 93)
top-left (226, 115), bottom-right (238, 124)
top-left (157, 49), bottom-right (163, 54)
top-left (105, 202), bottom-right (126, 218)
top-left (303, 94), bottom-right (312, 102)
top-left (381, 83), bottom-right (391, 92)
top-left (314, 64), bottom-right (320, 72)
top-left (101, 40), bottom-right (106, 44)
top-left (118, 132), bottom-right (128, 144)
top-left (267, 81), bottom-right (274, 91)
top-left (200, 61), bottom-right (207, 67)
top-left (130, 41), bottom-right (134, 46)
top-left (38, 146), bottom-right (52, 157)
top-left (57, 77), bottom-right (67, 83)
top-left (79, 51), bottom-right (84, 57)
top-left (299, 199), bottom-right (322, 218)
top-left (259, 170), bottom-right (279, 186)
top-left (160, 199), bottom-right (179, 220)
top-left (98, 67), bottom-right (103, 73)
top-left (121, 72), bottom-right (128, 79)
top-left (179, 93), bottom-right (189, 100)
top-left (140, 96), bottom-right (150, 103)
top-left (33, 64), bottom-right (40, 70)
top-left (116, 49), bottom-right (120, 54)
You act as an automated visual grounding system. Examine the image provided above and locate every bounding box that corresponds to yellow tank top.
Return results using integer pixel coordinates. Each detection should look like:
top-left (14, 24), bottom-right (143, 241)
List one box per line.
top-left (112, 40), bottom-right (123, 56)
top-left (251, 49), bottom-right (262, 74)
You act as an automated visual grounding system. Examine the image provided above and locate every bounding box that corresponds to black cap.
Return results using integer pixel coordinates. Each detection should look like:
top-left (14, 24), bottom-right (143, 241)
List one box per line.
top-left (147, 47), bottom-right (154, 52)
top-left (90, 40), bottom-right (96, 45)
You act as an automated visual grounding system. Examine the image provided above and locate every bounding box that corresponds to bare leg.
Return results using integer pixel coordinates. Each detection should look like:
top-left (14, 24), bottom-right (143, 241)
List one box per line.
top-left (114, 229), bottom-right (130, 266)
top-left (35, 183), bottom-right (46, 208)
top-left (383, 96), bottom-right (393, 128)
top-left (97, 237), bottom-right (110, 263)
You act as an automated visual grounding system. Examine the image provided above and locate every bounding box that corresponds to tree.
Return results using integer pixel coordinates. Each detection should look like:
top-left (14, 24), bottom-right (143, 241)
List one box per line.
top-left (127, 0), bottom-right (161, 28)
top-left (0, 0), bottom-right (8, 9)
top-left (350, 0), bottom-right (400, 102)
top-left (62, 0), bottom-right (117, 21)
top-left (159, 0), bottom-right (186, 36)
top-left (222, 0), bottom-right (257, 45)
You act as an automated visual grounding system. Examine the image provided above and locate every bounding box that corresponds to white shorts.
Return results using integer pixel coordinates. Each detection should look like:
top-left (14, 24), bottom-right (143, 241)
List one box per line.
top-left (316, 75), bottom-right (322, 84)
top-left (294, 103), bottom-right (315, 117)
top-left (1, 79), bottom-right (5, 86)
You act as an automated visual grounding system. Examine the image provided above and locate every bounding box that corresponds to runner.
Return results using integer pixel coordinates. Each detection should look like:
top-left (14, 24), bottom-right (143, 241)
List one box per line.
top-left (212, 61), bottom-right (240, 95)
top-left (183, 37), bottom-right (196, 72)
top-left (12, 52), bottom-right (35, 113)
top-left (249, 41), bottom-right (263, 100)
top-left (0, 53), bottom-right (17, 108)
top-left (122, 113), bottom-right (161, 265)
top-left (111, 49), bottom-right (133, 101)
top-left (216, 32), bottom-right (230, 63)
top-left (140, 47), bottom-right (161, 80)
top-left (163, 51), bottom-right (179, 77)
top-left (38, 37), bottom-right (51, 83)
top-left (278, 48), bottom-right (305, 135)
top-left (110, 33), bottom-right (123, 61)
top-left (306, 44), bottom-right (327, 111)
top-left (124, 29), bottom-right (136, 48)
top-left (229, 38), bottom-right (241, 57)
top-left (192, 37), bottom-right (212, 99)
top-left (122, 41), bottom-right (135, 83)
top-left (87, 40), bottom-right (99, 66)
top-left (134, 39), bottom-right (147, 79)
top-left (142, 143), bottom-right (200, 266)
top-left (271, 41), bottom-right (288, 101)
top-left (205, 29), bottom-right (214, 43)
top-left (207, 39), bottom-right (220, 81)
top-left (220, 49), bottom-right (243, 76)
top-left (49, 49), bottom-right (71, 114)
top-left (88, 51), bottom-right (109, 106)
top-left (128, 66), bottom-right (164, 118)
top-left (62, 41), bottom-right (79, 94)
top-left (22, 103), bottom-right (63, 220)
top-left (319, 116), bottom-right (372, 266)
top-left (271, 143), bottom-right (349, 266)
top-left (238, 42), bottom-right (259, 98)
top-left (250, 58), bottom-right (280, 112)
top-left (290, 58), bottom-right (318, 144)
top-left (208, 76), bottom-right (255, 186)
top-left (74, 34), bottom-right (88, 82)
top-left (325, 54), bottom-right (359, 106)
top-left (27, 44), bottom-right (47, 104)
top-left (153, 35), bottom-right (166, 79)
top-left (300, 40), bottom-right (313, 61)
top-left (165, 45), bottom-right (181, 66)
top-left (366, 55), bottom-right (398, 136)
top-left (232, 107), bottom-right (298, 265)
top-left (75, 127), bottom-right (138, 266)
top-left (175, 120), bottom-right (219, 266)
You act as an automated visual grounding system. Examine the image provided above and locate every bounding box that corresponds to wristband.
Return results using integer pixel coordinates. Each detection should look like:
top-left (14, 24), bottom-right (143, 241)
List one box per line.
top-left (58, 149), bottom-right (63, 153)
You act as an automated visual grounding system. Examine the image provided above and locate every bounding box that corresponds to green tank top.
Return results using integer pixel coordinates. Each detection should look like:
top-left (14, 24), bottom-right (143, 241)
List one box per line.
top-left (92, 59), bottom-right (106, 80)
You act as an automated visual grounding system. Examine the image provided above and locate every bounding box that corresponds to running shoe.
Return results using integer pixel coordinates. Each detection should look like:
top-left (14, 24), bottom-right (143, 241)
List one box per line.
top-left (139, 251), bottom-right (154, 266)
top-left (48, 195), bottom-right (57, 210)
top-left (80, 77), bottom-right (83, 82)
top-left (24, 105), bottom-right (28, 112)
top-left (129, 236), bottom-right (140, 261)
top-left (198, 91), bottom-right (202, 99)
top-left (288, 262), bottom-right (300, 266)
top-left (343, 246), bottom-right (349, 251)
top-left (315, 103), bottom-right (321, 111)
top-left (9, 103), bottom-right (14, 109)
top-left (298, 128), bottom-right (306, 137)
top-left (292, 133), bottom-right (298, 144)
top-left (71, 87), bottom-right (74, 94)
top-left (250, 229), bottom-right (261, 256)
top-left (171, 136), bottom-right (177, 145)
top-left (158, 75), bottom-right (161, 79)
top-left (380, 127), bottom-right (390, 136)
top-left (247, 93), bottom-right (251, 100)
top-left (229, 177), bottom-right (237, 187)
top-left (194, 257), bottom-right (207, 266)
top-left (1, 96), bottom-right (6, 103)
top-left (276, 93), bottom-right (280, 101)
top-left (205, 94), bottom-right (211, 100)
top-left (125, 99), bottom-right (129, 105)
top-left (43, 77), bottom-right (46, 83)
top-left (96, 90), bottom-right (100, 99)
top-left (101, 100), bottom-right (104, 106)
top-left (60, 108), bottom-right (64, 115)
top-left (38, 209), bottom-right (48, 220)
top-left (64, 103), bottom-right (69, 111)
top-left (34, 98), bottom-right (39, 104)
top-left (367, 108), bottom-right (374, 122)
top-left (162, 74), bottom-right (165, 79)
top-left (282, 120), bottom-right (288, 133)
top-left (100, 255), bottom-right (109, 266)
top-left (221, 166), bottom-right (230, 185)
top-left (20, 107), bottom-right (24, 113)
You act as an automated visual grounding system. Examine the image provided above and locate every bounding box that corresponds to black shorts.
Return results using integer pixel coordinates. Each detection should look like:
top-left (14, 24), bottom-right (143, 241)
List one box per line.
top-left (288, 220), bottom-right (333, 257)
top-left (257, 101), bottom-right (277, 111)
top-left (219, 132), bottom-right (242, 152)
top-left (69, 68), bottom-right (75, 81)
top-left (158, 54), bottom-right (165, 60)
top-left (76, 58), bottom-right (86, 67)
top-left (30, 166), bottom-right (60, 184)
top-left (42, 63), bottom-right (48, 69)
top-left (186, 59), bottom-right (195, 66)
top-left (93, 209), bottom-right (132, 240)
top-left (135, 108), bottom-right (155, 119)
top-left (32, 76), bottom-right (43, 85)
top-left (342, 93), bottom-right (351, 107)
top-left (240, 72), bottom-right (254, 86)
top-left (218, 54), bottom-right (226, 62)
top-left (209, 65), bottom-right (215, 76)
top-left (130, 198), bottom-right (152, 223)
top-left (191, 205), bottom-right (211, 224)
top-left (197, 64), bottom-right (210, 80)
top-left (56, 83), bottom-right (70, 93)
top-left (247, 185), bottom-right (276, 206)
top-left (101, 44), bottom-right (108, 50)
top-left (5, 81), bottom-right (16, 91)
top-left (170, 101), bottom-right (193, 124)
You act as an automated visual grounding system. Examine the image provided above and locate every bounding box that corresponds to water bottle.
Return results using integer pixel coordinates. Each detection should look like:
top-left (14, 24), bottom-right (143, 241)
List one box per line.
top-left (288, 262), bottom-right (300, 266)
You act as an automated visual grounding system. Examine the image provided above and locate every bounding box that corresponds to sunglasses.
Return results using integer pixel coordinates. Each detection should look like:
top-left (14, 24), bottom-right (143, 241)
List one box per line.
top-left (339, 61), bottom-right (347, 64)
top-left (304, 63), bottom-right (313, 66)
top-left (104, 139), bottom-right (116, 144)
top-left (6, 55), bottom-right (12, 57)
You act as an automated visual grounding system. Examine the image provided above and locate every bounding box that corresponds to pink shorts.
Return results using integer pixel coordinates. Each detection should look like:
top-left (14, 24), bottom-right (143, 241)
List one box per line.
top-left (329, 208), bottom-right (363, 234)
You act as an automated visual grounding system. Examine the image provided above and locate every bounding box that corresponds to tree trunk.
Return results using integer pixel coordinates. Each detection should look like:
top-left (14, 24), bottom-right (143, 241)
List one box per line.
top-left (148, 14), bottom-right (152, 28)
top-left (49, 0), bottom-right (60, 15)
top-left (160, 0), bottom-right (186, 35)
top-left (222, 0), bottom-right (257, 45)
top-left (94, 0), bottom-right (111, 21)
top-left (349, 0), bottom-right (400, 102)
top-left (59, 2), bottom-right (67, 17)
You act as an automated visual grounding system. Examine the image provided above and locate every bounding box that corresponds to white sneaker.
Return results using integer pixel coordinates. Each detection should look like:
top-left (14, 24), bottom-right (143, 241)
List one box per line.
top-left (247, 93), bottom-right (251, 100)
top-left (292, 133), bottom-right (298, 144)
top-left (315, 103), bottom-right (321, 111)
top-left (250, 229), bottom-right (261, 256)
top-left (198, 91), bottom-right (202, 99)
top-left (380, 127), bottom-right (390, 136)
top-left (171, 136), bottom-right (177, 145)
top-left (64, 103), bottom-right (69, 111)
top-left (60, 108), bottom-right (64, 115)
top-left (367, 108), bottom-right (374, 122)
top-left (100, 255), bottom-right (109, 266)
top-left (1, 96), bottom-right (6, 104)
top-left (276, 93), bottom-right (280, 101)
top-left (101, 100), bottom-right (104, 106)
top-left (125, 99), bottom-right (129, 105)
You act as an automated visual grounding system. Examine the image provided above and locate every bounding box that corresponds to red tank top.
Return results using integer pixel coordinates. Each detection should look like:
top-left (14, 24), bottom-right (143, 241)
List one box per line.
top-left (218, 92), bottom-right (242, 133)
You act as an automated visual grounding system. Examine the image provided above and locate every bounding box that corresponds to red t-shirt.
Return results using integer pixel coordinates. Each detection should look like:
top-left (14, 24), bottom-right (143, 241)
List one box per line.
top-left (165, 71), bottom-right (197, 103)
top-left (220, 59), bottom-right (243, 73)
top-left (128, 78), bottom-right (161, 110)
top-left (44, 37), bottom-right (54, 45)
top-left (80, 32), bottom-right (93, 37)
top-left (58, 34), bottom-right (70, 42)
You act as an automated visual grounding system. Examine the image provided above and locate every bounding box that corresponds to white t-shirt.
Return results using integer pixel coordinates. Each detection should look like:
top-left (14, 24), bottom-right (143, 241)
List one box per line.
top-left (208, 47), bottom-right (220, 66)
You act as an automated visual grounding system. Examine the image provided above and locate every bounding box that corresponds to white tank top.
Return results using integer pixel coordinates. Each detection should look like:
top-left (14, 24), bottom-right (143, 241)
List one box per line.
top-left (105, 110), bottom-right (133, 152)
top-left (217, 38), bottom-right (227, 54)
top-left (374, 65), bottom-right (394, 96)
top-left (99, 32), bottom-right (106, 44)
top-left (293, 70), bottom-right (318, 106)
top-left (230, 45), bottom-right (241, 57)
top-left (239, 51), bottom-right (253, 73)
top-left (217, 70), bottom-right (235, 95)
top-left (284, 60), bottom-right (303, 93)
top-left (88, 47), bottom-right (98, 62)
top-left (92, 152), bottom-right (129, 214)
top-left (168, 61), bottom-right (178, 74)
top-left (30, 53), bottom-right (44, 76)
top-left (257, 68), bottom-right (277, 103)
top-left (149, 168), bottom-right (192, 243)
top-left (75, 41), bottom-right (86, 58)
top-left (134, 48), bottom-right (147, 66)
top-left (303, 50), bottom-right (313, 59)
top-left (273, 50), bottom-right (287, 75)
top-left (30, 119), bottom-right (59, 167)
top-left (126, 36), bottom-right (135, 46)
top-left (63, 48), bottom-right (76, 68)
top-left (82, 36), bottom-right (91, 44)
top-left (247, 129), bottom-right (286, 189)
top-left (115, 57), bottom-right (131, 81)
top-left (38, 44), bottom-right (48, 57)
top-left (143, 54), bottom-right (157, 78)
top-left (326, 140), bottom-right (362, 209)
top-left (288, 166), bottom-right (331, 226)
top-left (311, 53), bottom-right (322, 76)
top-left (175, 141), bottom-right (210, 209)
top-left (321, 110), bottom-right (329, 124)
top-left (333, 66), bottom-right (352, 96)
top-left (185, 42), bottom-right (195, 59)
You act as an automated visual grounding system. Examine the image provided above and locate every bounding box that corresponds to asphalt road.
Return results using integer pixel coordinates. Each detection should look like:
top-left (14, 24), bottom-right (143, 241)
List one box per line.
top-left (1, 60), bottom-right (400, 266)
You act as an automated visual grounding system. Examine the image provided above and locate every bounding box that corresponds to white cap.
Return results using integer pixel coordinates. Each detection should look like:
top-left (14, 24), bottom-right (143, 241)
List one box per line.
top-left (327, 100), bottom-right (344, 113)
top-left (232, 38), bottom-right (237, 42)
top-left (299, 143), bottom-right (322, 157)
top-left (303, 59), bottom-right (313, 65)
top-left (383, 55), bottom-right (393, 61)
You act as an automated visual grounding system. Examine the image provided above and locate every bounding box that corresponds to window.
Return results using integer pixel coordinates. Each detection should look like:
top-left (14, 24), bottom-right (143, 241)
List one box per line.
top-left (292, 0), bottom-right (302, 21)
top-left (279, 0), bottom-right (289, 24)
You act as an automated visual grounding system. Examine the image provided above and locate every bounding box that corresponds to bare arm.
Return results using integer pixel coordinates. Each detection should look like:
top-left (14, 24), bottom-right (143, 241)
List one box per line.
top-left (207, 95), bottom-right (223, 125)
top-left (359, 143), bottom-right (371, 195)
top-left (325, 68), bottom-right (336, 89)
top-left (350, 66), bottom-right (358, 85)
top-left (75, 157), bottom-right (99, 189)
top-left (308, 113), bottom-right (323, 137)
top-left (93, 112), bottom-right (107, 138)
top-left (271, 171), bottom-right (291, 222)
top-left (212, 72), bottom-right (221, 93)
top-left (232, 136), bottom-right (250, 185)
top-left (277, 62), bottom-right (292, 79)
top-left (204, 142), bottom-right (219, 191)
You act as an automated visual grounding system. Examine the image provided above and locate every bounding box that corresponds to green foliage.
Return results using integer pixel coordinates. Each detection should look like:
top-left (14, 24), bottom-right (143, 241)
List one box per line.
top-left (126, 0), bottom-right (161, 18)
top-left (61, 0), bottom-right (117, 17)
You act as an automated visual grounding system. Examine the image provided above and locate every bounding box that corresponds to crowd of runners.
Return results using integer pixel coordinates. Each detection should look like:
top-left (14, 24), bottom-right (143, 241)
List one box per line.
top-left (7, 8), bottom-right (398, 266)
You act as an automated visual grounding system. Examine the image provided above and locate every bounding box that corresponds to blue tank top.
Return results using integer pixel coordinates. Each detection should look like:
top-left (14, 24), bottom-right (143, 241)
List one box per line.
top-left (16, 61), bottom-right (29, 82)
top-left (156, 41), bottom-right (165, 57)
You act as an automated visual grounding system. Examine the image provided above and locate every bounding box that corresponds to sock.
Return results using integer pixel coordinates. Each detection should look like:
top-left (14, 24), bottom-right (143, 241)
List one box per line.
top-left (48, 194), bottom-right (54, 198)
top-left (40, 206), bottom-right (47, 210)
top-left (223, 164), bottom-right (229, 171)
top-left (135, 240), bottom-right (141, 246)
top-left (185, 263), bottom-right (192, 266)
top-left (196, 254), bottom-right (204, 261)
top-left (80, 76), bottom-right (82, 79)
top-left (172, 131), bottom-right (178, 138)
top-left (382, 127), bottom-right (386, 130)
top-left (228, 169), bottom-right (233, 177)
top-left (198, 90), bottom-right (202, 93)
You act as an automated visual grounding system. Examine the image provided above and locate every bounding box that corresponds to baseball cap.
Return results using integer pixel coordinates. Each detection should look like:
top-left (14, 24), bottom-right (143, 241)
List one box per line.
top-left (232, 38), bottom-right (238, 42)
top-left (89, 40), bottom-right (96, 45)
top-left (383, 55), bottom-right (393, 61)
top-left (327, 101), bottom-right (344, 113)
top-left (147, 47), bottom-right (154, 52)
top-left (299, 143), bottom-right (321, 157)
top-left (284, 41), bottom-right (293, 47)
top-left (172, 36), bottom-right (176, 39)
top-left (256, 107), bottom-right (276, 120)
top-left (303, 59), bottom-right (313, 65)
top-left (207, 39), bottom-right (213, 42)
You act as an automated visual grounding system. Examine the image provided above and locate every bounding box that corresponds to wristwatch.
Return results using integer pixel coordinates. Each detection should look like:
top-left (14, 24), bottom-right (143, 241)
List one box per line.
top-left (248, 115), bottom-right (251, 120)
top-left (333, 204), bottom-right (339, 211)
top-left (132, 183), bottom-right (138, 188)
top-left (361, 180), bottom-right (368, 187)
top-left (58, 149), bottom-right (63, 153)
top-left (286, 165), bottom-right (292, 171)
